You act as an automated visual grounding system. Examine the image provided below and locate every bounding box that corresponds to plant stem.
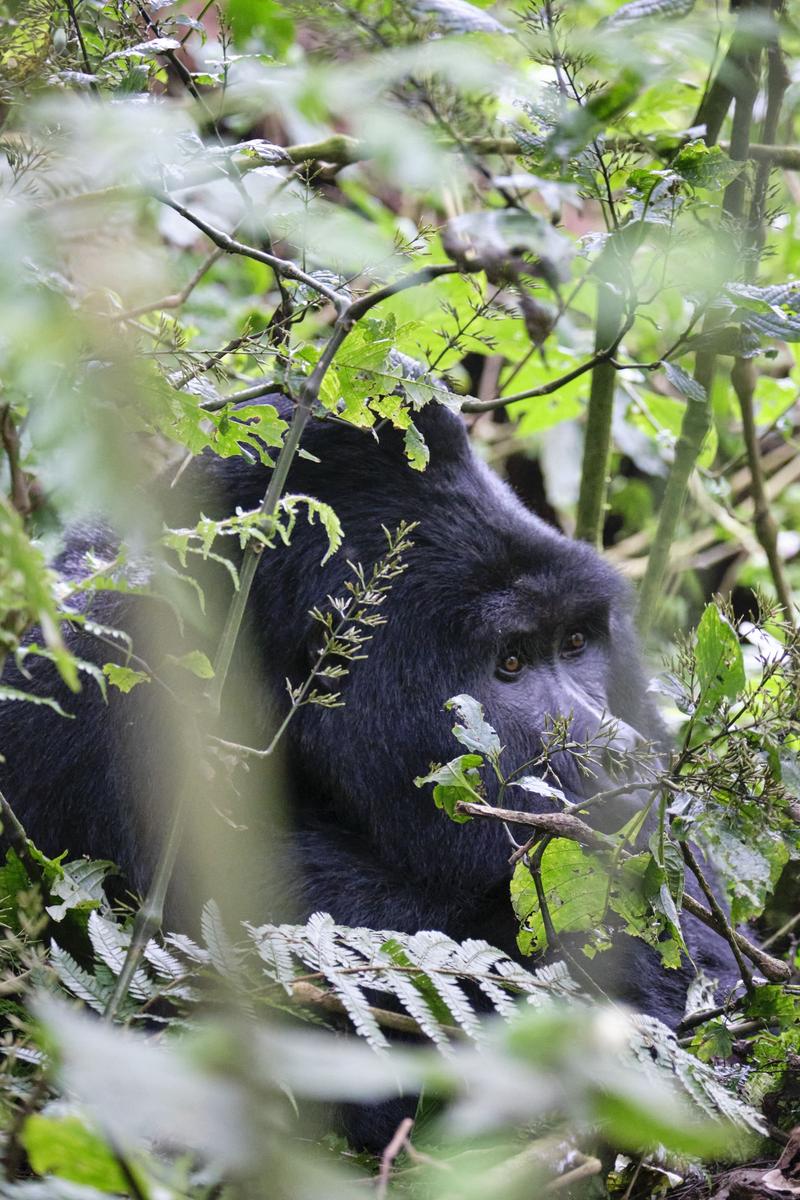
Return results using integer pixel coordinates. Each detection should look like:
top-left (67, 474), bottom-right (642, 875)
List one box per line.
top-left (638, 3), bottom-right (769, 634)
top-left (207, 321), bottom-right (350, 712)
top-left (575, 274), bottom-right (624, 545)
top-left (103, 771), bottom-right (192, 1020)
top-left (637, 371), bottom-right (711, 635)
top-left (732, 358), bottom-right (796, 625)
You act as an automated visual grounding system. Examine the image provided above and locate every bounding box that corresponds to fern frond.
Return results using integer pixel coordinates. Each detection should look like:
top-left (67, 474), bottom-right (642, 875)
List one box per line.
top-left (246, 912), bottom-right (575, 1047)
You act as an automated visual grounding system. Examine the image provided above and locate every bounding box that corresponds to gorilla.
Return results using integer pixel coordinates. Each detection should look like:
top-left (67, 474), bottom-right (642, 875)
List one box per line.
top-left (0, 398), bottom-right (738, 1147)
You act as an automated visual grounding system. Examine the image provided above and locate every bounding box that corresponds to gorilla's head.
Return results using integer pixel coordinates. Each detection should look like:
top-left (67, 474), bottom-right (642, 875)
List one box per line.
top-left (211, 400), bottom-right (661, 892)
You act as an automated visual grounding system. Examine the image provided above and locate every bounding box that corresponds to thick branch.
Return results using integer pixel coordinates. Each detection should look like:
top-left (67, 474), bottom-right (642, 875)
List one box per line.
top-left (682, 892), bottom-right (790, 981)
top-left (455, 802), bottom-right (613, 851)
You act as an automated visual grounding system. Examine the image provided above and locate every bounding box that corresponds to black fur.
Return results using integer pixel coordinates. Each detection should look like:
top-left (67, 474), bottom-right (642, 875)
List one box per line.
top-left (0, 400), bottom-right (738, 1149)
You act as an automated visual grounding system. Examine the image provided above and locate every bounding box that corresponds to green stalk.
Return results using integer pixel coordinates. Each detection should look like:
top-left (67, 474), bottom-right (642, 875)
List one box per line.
top-left (575, 276), bottom-right (623, 546)
top-left (637, 355), bottom-right (713, 636)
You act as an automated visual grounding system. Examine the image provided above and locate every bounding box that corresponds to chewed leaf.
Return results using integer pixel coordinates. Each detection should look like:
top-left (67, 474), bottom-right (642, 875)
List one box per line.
top-left (694, 604), bottom-right (745, 716)
top-left (102, 664), bottom-right (151, 693)
top-left (445, 693), bottom-right (502, 756)
top-left (404, 423), bottom-right (430, 471)
top-left (509, 775), bottom-right (568, 805)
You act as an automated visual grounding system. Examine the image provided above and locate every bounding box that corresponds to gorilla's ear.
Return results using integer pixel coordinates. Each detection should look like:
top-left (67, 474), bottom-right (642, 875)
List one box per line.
top-left (377, 400), bottom-right (471, 466)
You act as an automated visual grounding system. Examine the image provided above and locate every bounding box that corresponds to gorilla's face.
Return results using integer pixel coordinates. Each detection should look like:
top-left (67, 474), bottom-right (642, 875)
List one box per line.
top-left (276, 407), bottom-right (658, 883)
top-left (464, 534), bottom-right (649, 828)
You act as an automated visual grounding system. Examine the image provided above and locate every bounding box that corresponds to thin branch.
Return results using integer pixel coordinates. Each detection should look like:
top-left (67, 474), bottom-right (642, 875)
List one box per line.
top-left (462, 349), bottom-right (609, 414)
top-left (0, 787), bottom-right (36, 869)
top-left (153, 194), bottom-right (347, 312)
top-left (377, 1119), bottom-right (415, 1199)
top-left (762, 908), bottom-right (800, 949)
top-left (103, 769), bottom-right (194, 1021)
top-left (457, 799), bottom-right (789, 980)
top-left (682, 841), bottom-right (754, 991)
top-left (1, 406), bottom-right (33, 516)
top-left (64, 0), bottom-right (97, 92)
top-left (207, 262), bottom-right (457, 712)
top-left (289, 980), bottom-right (462, 1039)
top-left (112, 247), bottom-right (224, 321)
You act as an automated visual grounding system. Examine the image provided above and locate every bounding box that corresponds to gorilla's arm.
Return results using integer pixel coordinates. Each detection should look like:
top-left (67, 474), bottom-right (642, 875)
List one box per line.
top-left (277, 827), bottom-right (477, 935)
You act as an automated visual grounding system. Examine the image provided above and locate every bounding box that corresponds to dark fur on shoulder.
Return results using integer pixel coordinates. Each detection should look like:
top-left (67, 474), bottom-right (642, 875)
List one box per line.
top-left (0, 400), bottom-right (738, 1150)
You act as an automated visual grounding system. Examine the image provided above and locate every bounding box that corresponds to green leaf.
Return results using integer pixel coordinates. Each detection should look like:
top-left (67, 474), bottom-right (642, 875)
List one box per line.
top-left (546, 69), bottom-right (642, 162)
top-left (511, 841), bottom-right (610, 953)
top-left (102, 663), bottom-right (151, 693)
top-left (278, 494), bottom-right (343, 564)
top-left (596, 1091), bottom-right (733, 1157)
top-left (165, 650), bottom-right (215, 679)
top-left (673, 141), bottom-right (745, 190)
top-left (210, 402), bottom-right (288, 465)
top-left (692, 1019), bottom-right (735, 1063)
top-left (703, 823), bottom-right (788, 924)
top-left (508, 775), bottom-right (568, 805)
top-left (414, 753), bottom-right (484, 821)
top-left (22, 1114), bottom-right (129, 1192)
top-left (664, 361), bottom-right (707, 405)
top-left (693, 604), bottom-right (745, 717)
top-left (46, 859), bottom-right (118, 922)
top-left (0, 849), bottom-right (30, 922)
top-left (225, 0), bottom-right (295, 53)
top-left (403, 423), bottom-right (430, 471)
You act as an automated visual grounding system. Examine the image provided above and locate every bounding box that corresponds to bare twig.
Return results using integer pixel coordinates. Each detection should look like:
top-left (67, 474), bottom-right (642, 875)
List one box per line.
top-left (154, 194), bottom-right (348, 311)
top-left (762, 909), bottom-right (800, 949)
top-left (112, 247), bottom-right (224, 321)
top-left (377, 1119), bottom-right (415, 1199)
top-left (64, 0), bottom-right (97, 92)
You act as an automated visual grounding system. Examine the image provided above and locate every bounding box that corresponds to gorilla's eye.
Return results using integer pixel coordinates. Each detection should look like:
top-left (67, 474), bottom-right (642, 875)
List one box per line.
top-left (562, 630), bottom-right (587, 656)
top-left (497, 651), bottom-right (524, 680)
